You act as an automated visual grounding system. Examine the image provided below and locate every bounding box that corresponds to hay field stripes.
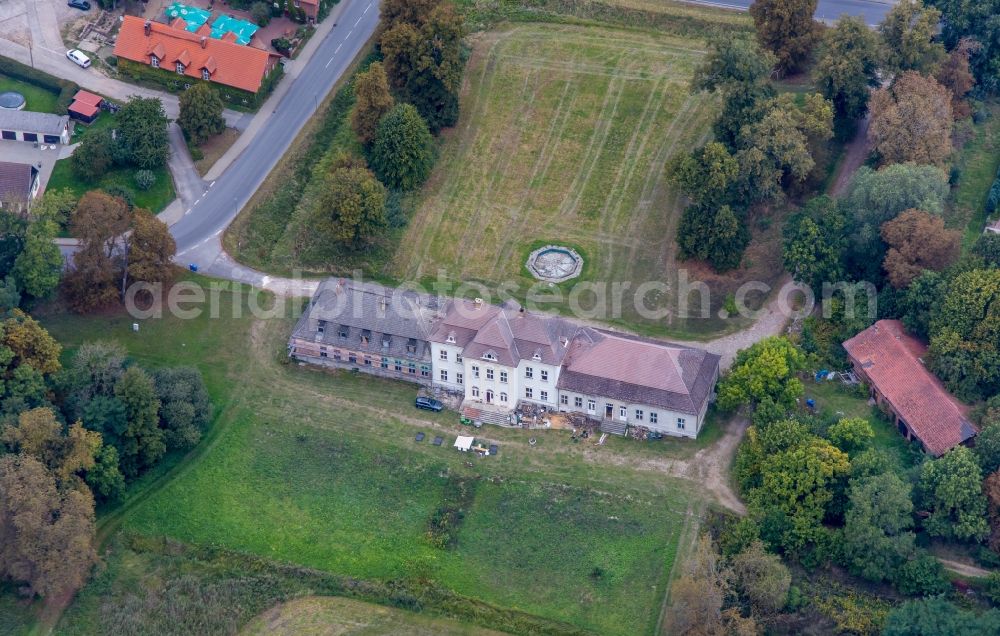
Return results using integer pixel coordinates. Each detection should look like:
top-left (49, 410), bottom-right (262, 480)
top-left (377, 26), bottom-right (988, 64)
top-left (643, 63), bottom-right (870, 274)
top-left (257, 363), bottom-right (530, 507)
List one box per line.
top-left (393, 23), bottom-right (713, 294)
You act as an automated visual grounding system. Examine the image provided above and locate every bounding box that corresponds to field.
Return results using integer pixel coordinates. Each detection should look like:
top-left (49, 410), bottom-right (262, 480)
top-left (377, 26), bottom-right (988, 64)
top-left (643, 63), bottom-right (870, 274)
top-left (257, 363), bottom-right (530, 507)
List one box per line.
top-left (950, 103), bottom-right (1000, 247)
top-left (389, 23), bottom-right (778, 338)
top-left (31, 279), bottom-right (705, 636)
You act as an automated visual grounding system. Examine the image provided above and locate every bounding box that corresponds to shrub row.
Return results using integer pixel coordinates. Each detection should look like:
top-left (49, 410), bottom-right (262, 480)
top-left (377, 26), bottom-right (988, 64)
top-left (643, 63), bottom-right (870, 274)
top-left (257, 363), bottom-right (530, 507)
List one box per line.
top-left (0, 56), bottom-right (79, 111)
top-left (115, 58), bottom-right (282, 110)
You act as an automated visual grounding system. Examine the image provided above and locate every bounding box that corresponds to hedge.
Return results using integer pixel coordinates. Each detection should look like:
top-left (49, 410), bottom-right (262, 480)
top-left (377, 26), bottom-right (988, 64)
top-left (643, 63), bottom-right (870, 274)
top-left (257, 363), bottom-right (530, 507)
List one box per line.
top-left (116, 58), bottom-right (283, 110)
top-left (0, 56), bottom-right (79, 111)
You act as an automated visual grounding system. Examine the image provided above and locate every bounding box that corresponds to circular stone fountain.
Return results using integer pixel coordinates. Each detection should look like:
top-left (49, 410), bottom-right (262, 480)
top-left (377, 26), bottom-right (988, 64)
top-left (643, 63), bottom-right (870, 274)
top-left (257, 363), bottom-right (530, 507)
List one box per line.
top-left (526, 245), bottom-right (583, 283)
top-left (0, 91), bottom-right (25, 111)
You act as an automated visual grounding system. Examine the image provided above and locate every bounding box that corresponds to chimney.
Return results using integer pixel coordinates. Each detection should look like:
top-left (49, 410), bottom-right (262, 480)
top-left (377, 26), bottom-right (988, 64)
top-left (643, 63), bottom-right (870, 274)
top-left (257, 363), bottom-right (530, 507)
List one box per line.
top-left (144, 20), bottom-right (151, 36)
top-left (200, 36), bottom-right (207, 49)
top-left (474, 297), bottom-right (483, 308)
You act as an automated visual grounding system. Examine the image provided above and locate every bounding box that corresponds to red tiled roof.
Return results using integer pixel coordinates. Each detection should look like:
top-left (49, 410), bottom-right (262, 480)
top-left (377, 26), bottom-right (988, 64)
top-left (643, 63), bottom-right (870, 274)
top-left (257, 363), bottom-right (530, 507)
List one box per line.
top-left (113, 16), bottom-right (280, 93)
top-left (843, 319), bottom-right (977, 456)
top-left (68, 101), bottom-right (99, 117)
top-left (72, 90), bottom-right (103, 107)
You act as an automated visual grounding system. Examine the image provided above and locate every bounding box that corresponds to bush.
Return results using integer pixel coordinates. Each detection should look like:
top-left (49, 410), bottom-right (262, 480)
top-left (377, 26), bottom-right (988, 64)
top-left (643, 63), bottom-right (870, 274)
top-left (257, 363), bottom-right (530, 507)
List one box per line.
top-left (892, 553), bottom-right (950, 596)
top-left (985, 572), bottom-right (1000, 604)
top-left (103, 186), bottom-right (134, 210)
top-left (134, 170), bottom-right (156, 191)
top-left (271, 38), bottom-right (292, 55)
top-left (105, 55), bottom-right (117, 67)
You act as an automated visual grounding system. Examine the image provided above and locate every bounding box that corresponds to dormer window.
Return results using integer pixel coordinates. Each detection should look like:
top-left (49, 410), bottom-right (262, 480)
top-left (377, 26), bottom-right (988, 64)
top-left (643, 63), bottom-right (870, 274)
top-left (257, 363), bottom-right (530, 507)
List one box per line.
top-left (317, 320), bottom-right (326, 334)
top-left (484, 352), bottom-right (496, 361)
top-left (201, 68), bottom-right (210, 81)
top-left (407, 338), bottom-right (417, 354)
top-left (533, 352), bottom-right (541, 361)
top-left (381, 335), bottom-right (391, 349)
top-left (338, 325), bottom-right (348, 339)
top-left (175, 61), bottom-right (185, 74)
top-left (446, 333), bottom-right (456, 343)
top-left (360, 330), bottom-right (371, 346)
top-left (150, 55), bottom-right (160, 68)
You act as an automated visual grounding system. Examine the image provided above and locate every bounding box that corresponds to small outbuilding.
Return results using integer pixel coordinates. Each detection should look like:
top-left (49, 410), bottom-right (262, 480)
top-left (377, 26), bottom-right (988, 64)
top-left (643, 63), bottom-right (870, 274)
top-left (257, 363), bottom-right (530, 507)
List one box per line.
top-left (68, 90), bottom-right (103, 124)
top-left (0, 110), bottom-right (70, 145)
top-left (454, 435), bottom-right (474, 452)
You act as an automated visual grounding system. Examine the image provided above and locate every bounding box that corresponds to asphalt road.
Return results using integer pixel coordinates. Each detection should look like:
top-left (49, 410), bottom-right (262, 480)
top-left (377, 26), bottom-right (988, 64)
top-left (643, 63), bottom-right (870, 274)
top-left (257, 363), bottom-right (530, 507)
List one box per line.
top-left (684, 0), bottom-right (894, 25)
top-left (171, 0), bottom-right (380, 256)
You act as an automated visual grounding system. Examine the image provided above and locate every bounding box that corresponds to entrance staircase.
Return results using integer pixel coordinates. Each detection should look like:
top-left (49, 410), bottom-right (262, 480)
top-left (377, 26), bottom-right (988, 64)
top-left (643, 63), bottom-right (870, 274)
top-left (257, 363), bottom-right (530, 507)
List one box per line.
top-left (462, 404), bottom-right (515, 427)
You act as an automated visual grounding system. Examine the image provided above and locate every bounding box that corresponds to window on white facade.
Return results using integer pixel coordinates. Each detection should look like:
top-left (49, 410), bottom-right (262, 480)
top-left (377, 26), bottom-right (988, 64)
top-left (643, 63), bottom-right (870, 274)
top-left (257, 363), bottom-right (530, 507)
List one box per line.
top-left (440, 369), bottom-right (448, 382)
top-left (560, 394), bottom-right (568, 405)
top-left (635, 409), bottom-right (644, 421)
top-left (500, 370), bottom-right (508, 383)
top-left (486, 368), bottom-right (494, 380)
top-left (456, 354), bottom-right (463, 363)
top-left (677, 418), bottom-right (686, 430)
top-left (525, 367), bottom-right (533, 379)
top-left (540, 369), bottom-right (548, 382)
top-left (540, 390), bottom-right (548, 402)
top-left (484, 352), bottom-right (496, 361)
top-left (619, 406), bottom-right (627, 419)
top-left (575, 396), bottom-right (583, 408)
top-left (587, 399), bottom-right (595, 412)
top-left (472, 365), bottom-right (480, 378)
top-left (472, 386), bottom-right (480, 397)
top-left (456, 372), bottom-right (463, 385)
top-left (650, 412), bottom-right (658, 424)
top-left (525, 387), bottom-right (533, 399)
top-left (440, 350), bottom-right (448, 361)
top-left (500, 392), bottom-right (508, 403)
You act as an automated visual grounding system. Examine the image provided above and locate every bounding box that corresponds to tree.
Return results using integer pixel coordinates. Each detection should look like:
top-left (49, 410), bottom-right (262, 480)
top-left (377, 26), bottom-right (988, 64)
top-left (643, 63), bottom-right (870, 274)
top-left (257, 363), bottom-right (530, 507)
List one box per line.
top-left (880, 209), bottom-right (960, 288)
top-left (378, 0), bottom-right (440, 34)
top-left (935, 37), bottom-right (979, 118)
top-left (2, 408), bottom-right (100, 486)
top-left (884, 599), bottom-right (1000, 636)
top-left (178, 83), bottom-right (225, 145)
top-left (0, 454), bottom-right (96, 598)
top-left (978, 425), bottom-right (1000, 477)
top-left (65, 341), bottom-right (127, 408)
top-left (115, 96), bottom-right (170, 169)
top-left (842, 472), bottom-right (916, 583)
top-left (70, 130), bottom-right (113, 183)
top-left (868, 72), bottom-right (953, 167)
top-left (84, 443), bottom-right (125, 502)
top-left (691, 34), bottom-right (776, 92)
top-left (12, 220), bottom-right (63, 301)
top-left (813, 16), bottom-right (881, 121)
top-left (351, 62), bottom-right (395, 146)
top-left (985, 469), bottom-right (1000, 552)
top-left (927, 268), bottom-right (1000, 400)
top-left (369, 103), bottom-right (435, 190)
top-left (126, 212), bottom-right (176, 288)
top-left (668, 142), bottom-right (739, 208)
top-left (1, 309), bottom-right (62, 376)
top-left (717, 337), bottom-right (806, 412)
top-left (31, 188), bottom-right (76, 228)
top-left (928, 0), bottom-right (1000, 90)
top-left (665, 535), bottom-right (755, 636)
top-left (972, 232), bottom-right (1000, 269)
top-left (749, 0), bottom-right (820, 74)
top-left (676, 204), bottom-right (749, 272)
top-left (880, 0), bottom-right (946, 74)
top-left (919, 446), bottom-right (990, 541)
top-left (249, 1), bottom-right (270, 26)
top-left (62, 192), bottom-right (131, 312)
top-left (380, 22), bottom-right (420, 91)
top-left (307, 155), bottom-right (387, 248)
top-left (893, 553), bottom-right (950, 596)
top-left (152, 367), bottom-right (212, 450)
top-left (744, 93), bottom-right (834, 187)
top-left (730, 540), bottom-right (790, 614)
top-left (113, 366), bottom-right (164, 479)
top-left (782, 195), bottom-right (847, 295)
top-left (827, 417), bottom-right (874, 454)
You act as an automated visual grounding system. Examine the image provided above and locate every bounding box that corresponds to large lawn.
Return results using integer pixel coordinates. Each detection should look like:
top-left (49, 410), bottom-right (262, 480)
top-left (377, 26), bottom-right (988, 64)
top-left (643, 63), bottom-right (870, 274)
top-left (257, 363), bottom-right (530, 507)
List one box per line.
top-left (46, 159), bottom-right (176, 215)
top-left (391, 24), bottom-right (729, 336)
top-left (37, 281), bottom-right (701, 636)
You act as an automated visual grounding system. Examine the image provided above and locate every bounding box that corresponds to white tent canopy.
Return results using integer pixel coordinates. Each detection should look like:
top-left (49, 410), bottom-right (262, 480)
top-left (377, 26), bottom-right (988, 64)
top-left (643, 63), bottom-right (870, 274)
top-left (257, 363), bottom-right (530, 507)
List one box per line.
top-left (454, 435), bottom-right (474, 452)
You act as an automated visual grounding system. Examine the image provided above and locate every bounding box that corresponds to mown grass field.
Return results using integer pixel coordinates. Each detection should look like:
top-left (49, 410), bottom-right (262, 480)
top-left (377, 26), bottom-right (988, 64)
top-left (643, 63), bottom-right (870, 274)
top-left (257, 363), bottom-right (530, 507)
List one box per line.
top-left (391, 24), bottom-right (723, 336)
top-left (950, 103), bottom-right (1000, 247)
top-left (0, 74), bottom-right (60, 113)
top-left (46, 159), bottom-right (176, 215)
top-left (31, 280), bottom-right (703, 636)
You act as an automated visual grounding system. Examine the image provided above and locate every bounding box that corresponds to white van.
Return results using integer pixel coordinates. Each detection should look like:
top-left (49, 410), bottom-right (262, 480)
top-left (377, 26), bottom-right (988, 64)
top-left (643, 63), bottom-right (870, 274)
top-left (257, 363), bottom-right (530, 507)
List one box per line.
top-left (66, 49), bottom-right (91, 68)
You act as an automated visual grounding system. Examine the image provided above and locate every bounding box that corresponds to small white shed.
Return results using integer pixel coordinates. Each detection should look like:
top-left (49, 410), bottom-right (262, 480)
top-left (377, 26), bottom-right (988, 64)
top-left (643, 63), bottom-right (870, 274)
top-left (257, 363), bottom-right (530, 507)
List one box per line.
top-left (454, 435), bottom-right (474, 452)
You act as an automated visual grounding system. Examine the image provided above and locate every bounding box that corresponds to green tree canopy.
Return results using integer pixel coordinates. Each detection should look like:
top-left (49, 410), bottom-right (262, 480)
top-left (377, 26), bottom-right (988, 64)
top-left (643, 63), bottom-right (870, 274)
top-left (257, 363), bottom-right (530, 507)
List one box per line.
top-left (717, 337), bottom-right (807, 412)
top-left (842, 472), bottom-right (915, 583)
top-left (115, 96), bottom-right (170, 169)
top-left (12, 220), bottom-right (63, 301)
top-left (884, 598), bottom-right (1000, 636)
top-left (351, 61), bottom-right (395, 146)
top-left (113, 366), bottom-right (164, 479)
top-left (676, 204), bottom-right (749, 272)
top-left (782, 195), bottom-right (847, 295)
top-left (691, 33), bottom-right (776, 92)
top-left (919, 446), bottom-right (990, 541)
top-left (70, 129), bottom-right (113, 183)
top-left (813, 16), bottom-right (882, 121)
top-left (310, 156), bottom-right (387, 247)
top-left (178, 83), bottom-right (226, 145)
top-left (369, 103), bottom-right (435, 190)
top-left (879, 0), bottom-right (947, 74)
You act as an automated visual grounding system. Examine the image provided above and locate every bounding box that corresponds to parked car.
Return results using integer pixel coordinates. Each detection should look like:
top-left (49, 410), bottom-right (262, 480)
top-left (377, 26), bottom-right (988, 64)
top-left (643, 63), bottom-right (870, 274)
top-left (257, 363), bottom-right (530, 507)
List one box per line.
top-left (415, 397), bottom-right (444, 412)
top-left (66, 49), bottom-right (91, 68)
top-left (67, 0), bottom-right (91, 10)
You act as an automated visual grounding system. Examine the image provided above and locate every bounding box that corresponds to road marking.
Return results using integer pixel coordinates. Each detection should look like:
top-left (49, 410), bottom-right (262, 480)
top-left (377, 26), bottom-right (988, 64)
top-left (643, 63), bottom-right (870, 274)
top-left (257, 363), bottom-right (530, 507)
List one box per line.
top-left (354, 15), bottom-right (362, 27)
top-left (326, 56), bottom-right (335, 68)
top-left (347, 29), bottom-right (353, 37)
top-left (210, 181), bottom-right (216, 188)
top-left (363, 2), bottom-right (372, 15)
top-left (335, 43), bottom-right (343, 54)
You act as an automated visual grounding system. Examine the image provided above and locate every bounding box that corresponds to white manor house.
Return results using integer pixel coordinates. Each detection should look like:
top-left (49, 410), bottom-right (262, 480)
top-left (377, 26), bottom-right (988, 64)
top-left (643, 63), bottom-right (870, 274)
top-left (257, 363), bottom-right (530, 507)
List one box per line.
top-left (289, 280), bottom-right (720, 438)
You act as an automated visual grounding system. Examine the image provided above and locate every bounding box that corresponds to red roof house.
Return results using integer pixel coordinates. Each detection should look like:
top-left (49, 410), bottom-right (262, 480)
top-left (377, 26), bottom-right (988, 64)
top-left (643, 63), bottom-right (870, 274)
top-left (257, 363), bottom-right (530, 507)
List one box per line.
top-left (113, 16), bottom-right (281, 94)
top-left (843, 319), bottom-right (977, 456)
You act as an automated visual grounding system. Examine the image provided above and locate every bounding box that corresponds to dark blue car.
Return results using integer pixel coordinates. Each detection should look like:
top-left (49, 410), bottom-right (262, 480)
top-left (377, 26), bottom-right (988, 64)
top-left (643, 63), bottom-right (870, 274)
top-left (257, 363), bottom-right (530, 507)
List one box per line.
top-left (415, 397), bottom-right (443, 412)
